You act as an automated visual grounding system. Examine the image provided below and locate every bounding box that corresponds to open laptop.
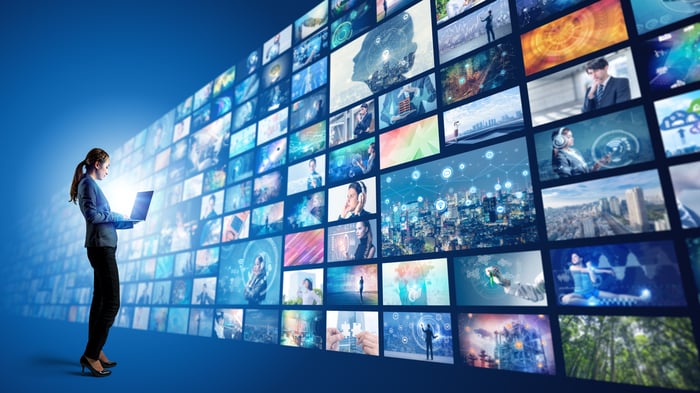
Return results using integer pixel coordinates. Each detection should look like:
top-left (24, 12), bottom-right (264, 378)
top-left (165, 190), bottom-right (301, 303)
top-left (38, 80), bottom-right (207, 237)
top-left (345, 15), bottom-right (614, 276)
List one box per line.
top-left (123, 190), bottom-right (154, 222)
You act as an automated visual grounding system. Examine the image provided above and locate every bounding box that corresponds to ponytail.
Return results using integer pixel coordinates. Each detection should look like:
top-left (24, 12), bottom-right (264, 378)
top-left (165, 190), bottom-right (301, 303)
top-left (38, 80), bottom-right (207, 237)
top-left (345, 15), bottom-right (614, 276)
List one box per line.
top-left (69, 160), bottom-right (86, 204)
top-left (69, 148), bottom-right (109, 204)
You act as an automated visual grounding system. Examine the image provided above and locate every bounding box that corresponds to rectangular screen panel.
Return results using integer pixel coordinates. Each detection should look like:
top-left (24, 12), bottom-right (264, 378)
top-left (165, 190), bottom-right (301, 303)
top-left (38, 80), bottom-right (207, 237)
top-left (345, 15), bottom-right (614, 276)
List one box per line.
top-left (560, 315), bottom-right (700, 390)
top-left (381, 137), bottom-right (538, 256)
top-left (379, 115), bottom-right (440, 170)
top-left (520, 0), bottom-right (628, 76)
top-left (653, 88), bottom-right (700, 158)
top-left (458, 313), bottom-right (555, 374)
top-left (550, 240), bottom-right (686, 307)
top-left (330, 0), bottom-right (435, 113)
top-left (542, 170), bottom-right (670, 241)
top-left (383, 311), bottom-right (454, 364)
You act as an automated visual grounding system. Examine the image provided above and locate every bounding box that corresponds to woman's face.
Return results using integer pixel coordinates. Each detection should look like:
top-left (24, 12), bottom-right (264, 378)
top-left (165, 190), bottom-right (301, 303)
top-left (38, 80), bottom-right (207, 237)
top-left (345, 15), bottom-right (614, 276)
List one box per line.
top-left (345, 187), bottom-right (359, 210)
top-left (355, 222), bottom-right (368, 239)
top-left (94, 158), bottom-right (110, 181)
top-left (563, 131), bottom-right (574, 147)
top-left (253, 257), bottom-right (263, 273)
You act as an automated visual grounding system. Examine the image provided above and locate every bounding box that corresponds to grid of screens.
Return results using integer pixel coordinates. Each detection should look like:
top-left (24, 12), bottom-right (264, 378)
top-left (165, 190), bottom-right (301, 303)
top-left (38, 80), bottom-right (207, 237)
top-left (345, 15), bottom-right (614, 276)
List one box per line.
top-left (5, 0), bottom-right (700, 390)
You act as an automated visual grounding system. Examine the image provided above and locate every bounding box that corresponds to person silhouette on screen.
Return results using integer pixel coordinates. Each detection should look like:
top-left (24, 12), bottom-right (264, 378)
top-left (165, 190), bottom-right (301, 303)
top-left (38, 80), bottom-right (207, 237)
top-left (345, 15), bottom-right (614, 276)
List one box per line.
top-left (581, 57), bottom-right (631, 113)
top-left (421, 323), bottom-right (438, 360)
top-left (70, 147), bottom-right (135, 377)
top-left (244, 255), bottom-right (267, 305)
top-left (354, 102), bottom-right (373, 135)
top-left (306, 157), bottom-right (323, 190)
top-left (196, 283), bottom-right (214, 305)
top-left (359, 275), bottom-right (365, 303)
top-left (481, 10), bottom-right (495, 43)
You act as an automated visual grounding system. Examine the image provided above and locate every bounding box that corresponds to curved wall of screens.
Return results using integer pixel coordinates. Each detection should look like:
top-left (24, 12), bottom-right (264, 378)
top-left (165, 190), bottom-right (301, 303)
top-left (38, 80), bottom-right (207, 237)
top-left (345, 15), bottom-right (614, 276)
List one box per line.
top-left (5, 0), bottom-right (700, 390)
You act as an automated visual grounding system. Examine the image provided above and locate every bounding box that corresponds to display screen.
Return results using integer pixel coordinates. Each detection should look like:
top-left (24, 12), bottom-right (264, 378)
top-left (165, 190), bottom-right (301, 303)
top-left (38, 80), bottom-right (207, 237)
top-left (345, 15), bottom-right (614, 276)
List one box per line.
top-left (520, 0), bottom-right (628, 76)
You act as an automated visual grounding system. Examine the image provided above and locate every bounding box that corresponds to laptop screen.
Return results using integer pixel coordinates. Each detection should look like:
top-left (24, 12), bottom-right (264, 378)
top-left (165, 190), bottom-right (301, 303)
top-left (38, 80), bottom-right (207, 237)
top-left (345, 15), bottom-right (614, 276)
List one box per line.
top-left (129, 191), bottom-right (154, 221)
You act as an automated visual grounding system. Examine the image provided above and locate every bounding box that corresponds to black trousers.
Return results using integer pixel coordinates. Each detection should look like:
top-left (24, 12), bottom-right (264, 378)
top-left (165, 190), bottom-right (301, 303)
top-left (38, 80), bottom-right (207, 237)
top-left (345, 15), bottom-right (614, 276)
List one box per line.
top-left (84, 246), bottom-right (120, 359)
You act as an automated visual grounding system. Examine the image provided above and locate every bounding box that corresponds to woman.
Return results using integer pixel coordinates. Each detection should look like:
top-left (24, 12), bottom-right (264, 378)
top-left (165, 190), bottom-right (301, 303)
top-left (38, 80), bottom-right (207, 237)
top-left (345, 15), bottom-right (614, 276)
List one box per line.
top-left (339, 181), bottom-right (370, 219)
top-left (345, 220), bottom-right (375, 260)
top-left (69, 148), bottom-right (133, 377)
top-left (551, 127), bottom-right (609, 178)
top-left (244, 255), bottom-right (267, 305)
top-left (560, 251), bottom-right (650, 306)
top-left (298, 278), bottom-right (321, 305)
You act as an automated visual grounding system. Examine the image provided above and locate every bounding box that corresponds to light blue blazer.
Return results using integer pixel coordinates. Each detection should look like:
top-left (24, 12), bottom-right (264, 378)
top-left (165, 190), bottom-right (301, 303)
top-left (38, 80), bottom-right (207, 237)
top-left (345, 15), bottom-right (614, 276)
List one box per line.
top-left (77, 175), bottom-right (132, 247)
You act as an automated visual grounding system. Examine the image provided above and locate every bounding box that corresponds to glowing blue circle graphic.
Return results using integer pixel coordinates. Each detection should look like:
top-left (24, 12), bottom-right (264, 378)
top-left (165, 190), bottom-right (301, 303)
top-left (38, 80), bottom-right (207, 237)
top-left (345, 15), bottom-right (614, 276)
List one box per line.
top-left (441, 166), bottom-right (453, 180)
top-left (496, 206), bottom-right (505, 214)
top-left (485, 151), bottom-right (495, 159)
top-left (505, 181), bottom-right (512, 189)
top-left (435, 199), bottom-right (446, 211)
top-left (469, 186), bottom-right (477, 194)
top-left (494, 183), bottom-right (502, 191)
top-left (417, 196), bottom-right (424, 203)
top-left (411, 170), bottom-right (421, 180)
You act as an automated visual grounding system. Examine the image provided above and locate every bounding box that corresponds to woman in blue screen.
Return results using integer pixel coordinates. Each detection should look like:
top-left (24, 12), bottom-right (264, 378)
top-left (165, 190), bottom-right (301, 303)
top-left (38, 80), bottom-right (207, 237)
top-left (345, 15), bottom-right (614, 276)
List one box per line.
top-left (69, 148), bottom-right (133, 377)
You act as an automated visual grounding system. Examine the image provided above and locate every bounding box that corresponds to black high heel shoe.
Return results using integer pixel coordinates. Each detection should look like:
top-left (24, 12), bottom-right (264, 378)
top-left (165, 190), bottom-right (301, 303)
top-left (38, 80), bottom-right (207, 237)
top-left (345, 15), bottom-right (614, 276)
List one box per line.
top-left (80, 355), bottom-right (111, 377)
top-left (100, 359), bottom-right (117, 368)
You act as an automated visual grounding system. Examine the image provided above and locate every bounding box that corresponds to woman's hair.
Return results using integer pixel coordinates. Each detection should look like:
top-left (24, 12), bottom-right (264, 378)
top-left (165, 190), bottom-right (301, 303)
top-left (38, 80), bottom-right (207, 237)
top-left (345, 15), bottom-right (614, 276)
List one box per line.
top-left (69, 148), bottom-right (110, 204)
top-left (358, 220), bottom-right (374, 259)
top-left (551, 127), bottom-right (571, 171)
top-left (303, 278), bottom-right (312, 289)
top-left (348, 180), bottom-right (366, 198)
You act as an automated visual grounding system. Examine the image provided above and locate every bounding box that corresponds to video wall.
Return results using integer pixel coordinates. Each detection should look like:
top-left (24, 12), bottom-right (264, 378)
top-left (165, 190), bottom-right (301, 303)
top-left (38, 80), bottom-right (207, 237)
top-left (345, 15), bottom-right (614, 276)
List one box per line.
top-left (6, 0), bottom-right (700, 390)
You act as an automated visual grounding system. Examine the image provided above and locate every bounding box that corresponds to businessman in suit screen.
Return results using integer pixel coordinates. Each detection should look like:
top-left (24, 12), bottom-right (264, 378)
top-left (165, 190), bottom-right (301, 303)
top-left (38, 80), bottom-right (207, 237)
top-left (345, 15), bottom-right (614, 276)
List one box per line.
top-left (581, 57), bottom-right (631, 113)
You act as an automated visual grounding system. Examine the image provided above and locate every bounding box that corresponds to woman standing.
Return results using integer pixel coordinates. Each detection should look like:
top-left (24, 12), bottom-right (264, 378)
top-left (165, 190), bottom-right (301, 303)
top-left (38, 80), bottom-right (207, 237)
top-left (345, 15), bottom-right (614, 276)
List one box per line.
top-left (69, 148), bottom-right (133, 377)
